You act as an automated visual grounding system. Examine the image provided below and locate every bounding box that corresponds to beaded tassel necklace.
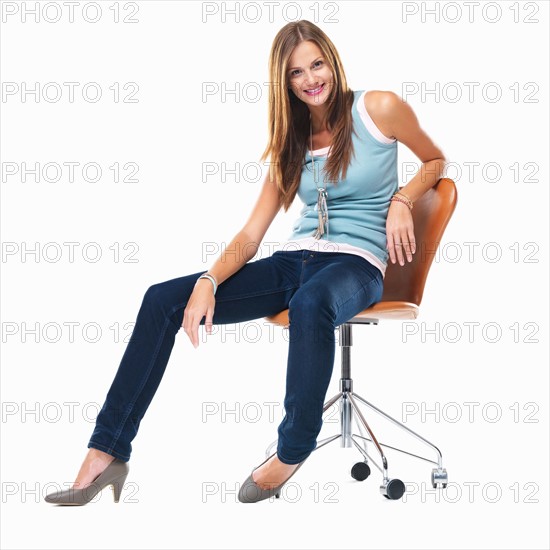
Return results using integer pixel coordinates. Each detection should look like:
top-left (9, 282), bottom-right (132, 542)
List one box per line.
top-left (310, 112), bottom-right (329, 240)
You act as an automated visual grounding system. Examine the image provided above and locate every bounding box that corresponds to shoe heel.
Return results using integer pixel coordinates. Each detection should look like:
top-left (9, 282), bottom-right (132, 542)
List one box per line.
top-left (111, 473), bottom-right (128, 503)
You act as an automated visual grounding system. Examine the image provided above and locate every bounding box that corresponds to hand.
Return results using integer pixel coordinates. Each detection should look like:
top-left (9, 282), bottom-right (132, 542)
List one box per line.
top-left (182, 279), bottom-right (216, 348)
top-left (386, 201), bottom-right (416, 266)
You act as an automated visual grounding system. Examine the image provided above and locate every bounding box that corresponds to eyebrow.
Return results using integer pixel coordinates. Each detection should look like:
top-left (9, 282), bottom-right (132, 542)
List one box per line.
top-left (288, 56), bottom-right (323, 71)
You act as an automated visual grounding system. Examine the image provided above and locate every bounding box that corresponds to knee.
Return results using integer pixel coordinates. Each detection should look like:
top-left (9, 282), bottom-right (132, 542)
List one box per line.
top-left (142, 282), bottom-right (179, 322)
top-left (143, 279), bottom-right (195, 331)
top-left (143, 282), bottom-right (167, 307)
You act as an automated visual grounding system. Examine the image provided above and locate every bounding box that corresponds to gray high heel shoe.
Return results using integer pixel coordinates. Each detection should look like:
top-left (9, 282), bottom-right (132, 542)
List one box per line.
top-left (44, 458), bottom-right (129, 505)
top-left (238, 451), bottom-right (306, 503)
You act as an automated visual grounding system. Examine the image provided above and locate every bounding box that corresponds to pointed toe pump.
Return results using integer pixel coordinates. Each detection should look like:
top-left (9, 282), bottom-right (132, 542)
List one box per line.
top-left (238, 452), bottom-right (306, 503)
top-left (44, 458), bottom-right (129, 505)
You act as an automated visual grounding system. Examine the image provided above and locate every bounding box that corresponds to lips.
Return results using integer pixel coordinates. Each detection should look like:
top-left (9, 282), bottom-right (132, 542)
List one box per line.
top-left (304, 83), bottom-right (325, 96)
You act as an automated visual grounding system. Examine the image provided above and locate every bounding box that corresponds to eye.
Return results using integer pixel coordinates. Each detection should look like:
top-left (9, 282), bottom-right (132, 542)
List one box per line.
top-left (289, 60), bottom-right (323, 78)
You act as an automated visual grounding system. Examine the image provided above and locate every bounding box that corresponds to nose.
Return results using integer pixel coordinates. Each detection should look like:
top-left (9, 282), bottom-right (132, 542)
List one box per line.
top-left (304, 73), bottom-right (319, 88)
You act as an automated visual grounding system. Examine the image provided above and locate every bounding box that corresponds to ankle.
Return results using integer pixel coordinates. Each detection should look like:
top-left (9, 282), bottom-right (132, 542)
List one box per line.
top-left (87, 448), bottom-right (116, 462)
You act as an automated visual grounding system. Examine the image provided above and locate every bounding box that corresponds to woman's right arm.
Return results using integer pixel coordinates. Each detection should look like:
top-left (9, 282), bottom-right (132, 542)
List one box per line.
top-left (182, 172), bottom-right (282, 348)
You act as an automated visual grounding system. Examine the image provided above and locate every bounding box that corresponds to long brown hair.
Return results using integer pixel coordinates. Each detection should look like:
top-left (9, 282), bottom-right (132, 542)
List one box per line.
top-left (260, 20), bottom-right (358, 213)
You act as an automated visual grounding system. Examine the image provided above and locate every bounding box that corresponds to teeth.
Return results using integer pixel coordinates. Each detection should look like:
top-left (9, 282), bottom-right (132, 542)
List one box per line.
top-left (306, 84), bottom-right (323, 93)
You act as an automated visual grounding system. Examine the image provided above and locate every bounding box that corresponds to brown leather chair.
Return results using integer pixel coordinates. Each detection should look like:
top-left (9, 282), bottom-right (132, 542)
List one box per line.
top-left (263, 177), bottom-right (458, 500)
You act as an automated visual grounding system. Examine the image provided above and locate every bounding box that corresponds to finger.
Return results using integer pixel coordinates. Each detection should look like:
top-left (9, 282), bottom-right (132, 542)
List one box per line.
top-left (386, 233), bottom-right (396, 264)
top-left (192, 315), bottom-right (200, 348)
top-left (402, 230), bottom-right (413, 262)
top-left (395, 235), bottom-right (405, 265)
top-left (205, 307), bottom-right (214, 334)
top-left (408, 227), bottom-right (416, 257)
top-left (182, 305), bottom-right (193, 330)
top-left (184, 311), bottom-right (198, 349)
top-left (183, 309), bottom-right (192, 336)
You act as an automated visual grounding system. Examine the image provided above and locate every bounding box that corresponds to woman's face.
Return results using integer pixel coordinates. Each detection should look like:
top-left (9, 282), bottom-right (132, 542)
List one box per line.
top-left (287, 40), bottom-right (333, 107)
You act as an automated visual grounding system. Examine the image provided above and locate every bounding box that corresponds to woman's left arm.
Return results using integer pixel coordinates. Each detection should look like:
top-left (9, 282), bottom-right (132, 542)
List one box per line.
top-left (371, 91), bottom-right (447, 266)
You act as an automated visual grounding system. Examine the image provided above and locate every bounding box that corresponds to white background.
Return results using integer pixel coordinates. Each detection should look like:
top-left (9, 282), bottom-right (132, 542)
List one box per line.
top-left (1, 1), bottom-right (549, 549)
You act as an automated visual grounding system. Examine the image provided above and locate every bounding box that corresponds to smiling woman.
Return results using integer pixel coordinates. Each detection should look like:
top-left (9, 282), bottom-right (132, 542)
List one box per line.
top-left (276, 37), bottom-right (401, 277)
top-left (261, 21), bottom-right (446, 271)
top-left (44, 18), bottom-right (446, 507)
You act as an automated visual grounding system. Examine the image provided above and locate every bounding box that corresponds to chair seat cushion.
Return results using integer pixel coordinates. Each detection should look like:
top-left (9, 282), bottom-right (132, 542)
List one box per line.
top-left (264, 301), bottom-right (419, 327)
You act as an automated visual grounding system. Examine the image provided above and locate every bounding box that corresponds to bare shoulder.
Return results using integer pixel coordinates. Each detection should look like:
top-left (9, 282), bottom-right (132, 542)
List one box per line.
top-left (363, 90), bottom-right (405, 141)
top-left (364, 90), bottom-right (446, 162)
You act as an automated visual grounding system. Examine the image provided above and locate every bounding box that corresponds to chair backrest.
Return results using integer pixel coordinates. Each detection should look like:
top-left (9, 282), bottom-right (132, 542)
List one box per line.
top-left (381, 177), bottom-right (457, 306)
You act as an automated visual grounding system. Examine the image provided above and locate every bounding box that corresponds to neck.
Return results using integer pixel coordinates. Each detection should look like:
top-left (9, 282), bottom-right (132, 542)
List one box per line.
top-left (309, 107), bottom-right (329, 133)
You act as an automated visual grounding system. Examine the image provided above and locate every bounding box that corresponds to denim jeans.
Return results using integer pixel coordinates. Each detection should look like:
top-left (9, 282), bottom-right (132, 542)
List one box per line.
top-left (88, 249), bottom-right (383, 465)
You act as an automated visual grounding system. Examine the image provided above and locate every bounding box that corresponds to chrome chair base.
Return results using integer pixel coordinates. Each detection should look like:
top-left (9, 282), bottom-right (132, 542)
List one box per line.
top-left (265, 322), bottom-right (449, 500)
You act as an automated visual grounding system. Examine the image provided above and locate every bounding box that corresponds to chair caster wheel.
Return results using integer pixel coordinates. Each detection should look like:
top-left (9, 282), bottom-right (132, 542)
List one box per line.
top-left (351, 461), bottom-right (371, 481)
top-left (431, 468), bottom-right (448, 489)
top-left (380, 478), bottom-right (405, 500)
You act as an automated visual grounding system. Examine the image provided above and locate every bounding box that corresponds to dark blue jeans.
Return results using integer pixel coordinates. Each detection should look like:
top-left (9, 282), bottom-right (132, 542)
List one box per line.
top-left (88, 249), bottom-right (383, 465)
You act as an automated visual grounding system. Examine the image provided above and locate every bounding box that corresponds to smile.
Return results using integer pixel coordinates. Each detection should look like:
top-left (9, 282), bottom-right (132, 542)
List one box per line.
top-left (304, 83), bottom-right (325, 96)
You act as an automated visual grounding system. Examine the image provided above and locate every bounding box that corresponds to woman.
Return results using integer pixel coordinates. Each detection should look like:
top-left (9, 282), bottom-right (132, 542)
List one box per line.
top-left (45, 19), bottom-right (446, 505)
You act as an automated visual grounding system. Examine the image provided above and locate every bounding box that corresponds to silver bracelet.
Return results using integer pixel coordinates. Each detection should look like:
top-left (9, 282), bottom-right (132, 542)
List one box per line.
top-left (197, 273), bottom-right (217, 295)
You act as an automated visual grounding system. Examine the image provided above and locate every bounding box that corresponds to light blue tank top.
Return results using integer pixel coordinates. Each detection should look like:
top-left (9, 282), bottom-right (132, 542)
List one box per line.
top-left (285, 89), bottom-right (399, 272)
